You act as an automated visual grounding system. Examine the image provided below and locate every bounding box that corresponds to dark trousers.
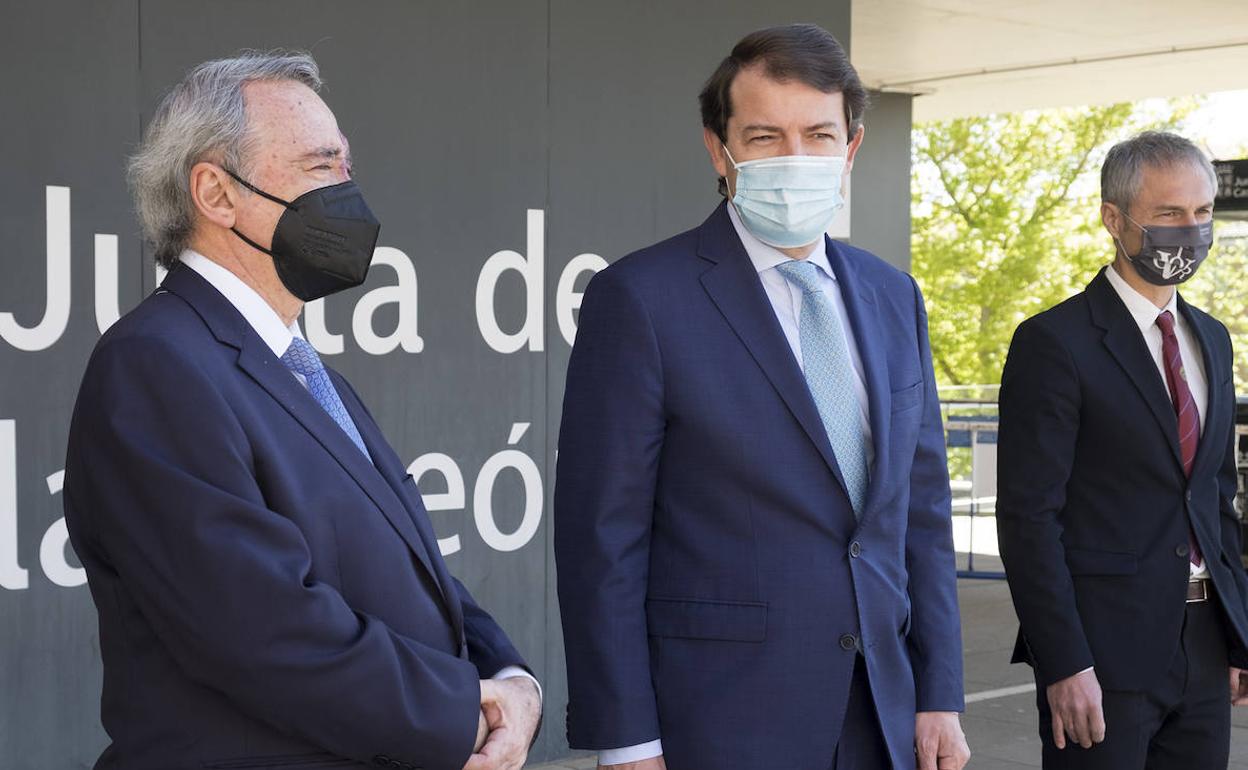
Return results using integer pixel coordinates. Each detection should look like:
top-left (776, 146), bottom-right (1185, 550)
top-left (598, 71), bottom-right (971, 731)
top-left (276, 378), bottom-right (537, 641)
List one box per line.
top-left (1036, 597), bottom-right (1231, 769)
top-left (832, 654), bottom-right (892, 770)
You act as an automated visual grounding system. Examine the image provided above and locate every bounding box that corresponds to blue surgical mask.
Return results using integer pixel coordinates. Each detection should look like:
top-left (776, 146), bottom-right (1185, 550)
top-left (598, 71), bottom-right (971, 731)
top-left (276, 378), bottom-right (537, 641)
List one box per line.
top-left (724, 145), bottom-right (846, 249)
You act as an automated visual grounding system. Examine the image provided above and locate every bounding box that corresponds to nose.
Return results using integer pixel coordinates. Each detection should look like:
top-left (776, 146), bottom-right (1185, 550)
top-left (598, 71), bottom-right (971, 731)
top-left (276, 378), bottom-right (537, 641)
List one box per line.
top-left (781, 136), bottom-right (803, 156)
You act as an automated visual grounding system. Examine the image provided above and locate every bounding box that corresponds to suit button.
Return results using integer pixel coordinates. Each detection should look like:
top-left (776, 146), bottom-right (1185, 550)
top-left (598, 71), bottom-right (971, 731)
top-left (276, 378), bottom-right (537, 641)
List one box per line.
top-left (1177, 544), bottom-right (1190, 558)
top-left (839, 633), bottom-right (857, 651)
top-left (850, 541), bottom-right (862, 558)
top-left (372, 757), bottom-right (389, 767)
top-left (1186, 490), bottom-right (1193, 502)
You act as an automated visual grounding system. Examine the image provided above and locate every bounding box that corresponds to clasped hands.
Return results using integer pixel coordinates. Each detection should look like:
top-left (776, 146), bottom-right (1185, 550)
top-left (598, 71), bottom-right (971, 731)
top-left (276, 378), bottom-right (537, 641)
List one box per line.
top-left (463, 677), bottom-right (542, 770)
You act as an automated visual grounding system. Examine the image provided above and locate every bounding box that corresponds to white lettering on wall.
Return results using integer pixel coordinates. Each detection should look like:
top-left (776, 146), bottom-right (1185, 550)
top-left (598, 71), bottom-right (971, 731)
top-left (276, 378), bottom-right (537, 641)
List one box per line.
top-left (40, 471), bottom-right (85, 588)
top-left (476, 209), bottom-right (545, 353)
top-left (0, 187), bottom-right (72, 351)
top-left (0, 420), bottom-right (29, 590)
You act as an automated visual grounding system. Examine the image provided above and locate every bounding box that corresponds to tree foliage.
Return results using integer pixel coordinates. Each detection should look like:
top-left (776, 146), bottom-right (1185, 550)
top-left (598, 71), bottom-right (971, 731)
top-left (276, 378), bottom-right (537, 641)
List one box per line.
top-left (911, 101), bottom-right (1196, 389)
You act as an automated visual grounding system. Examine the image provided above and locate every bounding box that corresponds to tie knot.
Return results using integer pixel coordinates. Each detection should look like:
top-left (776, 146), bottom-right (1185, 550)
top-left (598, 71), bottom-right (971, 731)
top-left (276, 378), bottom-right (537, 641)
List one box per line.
top-left (776, 259), bottom-right (823, 295)
top-left (281, 337), bottom-right (325, 377)
top-left (1156, 309), bottom-right (1176, 335)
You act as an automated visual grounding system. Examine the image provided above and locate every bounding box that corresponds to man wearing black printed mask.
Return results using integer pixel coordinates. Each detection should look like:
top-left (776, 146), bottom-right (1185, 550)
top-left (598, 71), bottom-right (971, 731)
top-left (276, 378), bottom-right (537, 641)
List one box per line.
top-left (63, 51), bottom-right (539, 770)
top-left (998, 131), bottom-right (1248, 768)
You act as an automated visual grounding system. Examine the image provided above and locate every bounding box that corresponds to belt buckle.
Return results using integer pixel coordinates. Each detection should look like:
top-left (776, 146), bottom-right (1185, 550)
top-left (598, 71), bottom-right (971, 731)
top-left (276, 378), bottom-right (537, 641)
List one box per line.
top-left (1187, 579), bottom-right (1209, 603)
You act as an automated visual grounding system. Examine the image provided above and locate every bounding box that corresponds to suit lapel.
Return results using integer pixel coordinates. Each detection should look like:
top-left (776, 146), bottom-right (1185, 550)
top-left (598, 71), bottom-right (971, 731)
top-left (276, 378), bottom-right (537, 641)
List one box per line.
top-left (335, 383), bottom-right (466, 639)
top-left (1088, 269), bottom-right (1183, 471)
top-left (823, 237), bottom-right (891, 521)
top-left (1178, 295), bottom-right (1223, 480)
top-left (161, 266), bottom-right (453, 621)
top-left (696, 205), bottom-right (852, 499)
top-left (234, 339), bottom-right (448, 592)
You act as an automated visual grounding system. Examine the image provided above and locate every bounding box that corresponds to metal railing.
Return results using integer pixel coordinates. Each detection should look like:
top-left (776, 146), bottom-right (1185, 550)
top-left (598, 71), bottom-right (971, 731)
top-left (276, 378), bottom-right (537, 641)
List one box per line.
top-left (942, 398), bottom-right (1003, 580)
top-left (943, 398), bottom-right (1248, 581)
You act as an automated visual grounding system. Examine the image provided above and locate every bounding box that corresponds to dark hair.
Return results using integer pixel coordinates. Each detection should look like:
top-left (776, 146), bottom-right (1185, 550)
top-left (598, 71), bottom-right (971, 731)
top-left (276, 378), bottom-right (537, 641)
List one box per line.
top-left (699, 24), bottom-right (868, 196)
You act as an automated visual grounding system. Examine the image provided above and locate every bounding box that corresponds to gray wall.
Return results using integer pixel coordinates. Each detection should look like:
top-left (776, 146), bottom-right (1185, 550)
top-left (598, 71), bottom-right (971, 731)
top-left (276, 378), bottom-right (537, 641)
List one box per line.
top-left (0, 2), bottom-right (909, 766)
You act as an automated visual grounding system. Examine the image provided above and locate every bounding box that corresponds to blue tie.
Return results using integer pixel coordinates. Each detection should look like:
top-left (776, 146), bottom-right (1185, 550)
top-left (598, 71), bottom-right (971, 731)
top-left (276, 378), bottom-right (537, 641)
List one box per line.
top-left (775, 260), bottom-right (869, 517)
top-left (281, 337), bottom-right (372, 460)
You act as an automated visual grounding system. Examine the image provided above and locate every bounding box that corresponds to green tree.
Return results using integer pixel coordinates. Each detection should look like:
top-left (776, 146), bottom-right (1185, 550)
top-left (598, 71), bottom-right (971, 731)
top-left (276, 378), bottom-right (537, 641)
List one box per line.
top-left (911, 101), bottom-right (1194, 390)
top-left (1182, 227), bottom-right (1248, 385)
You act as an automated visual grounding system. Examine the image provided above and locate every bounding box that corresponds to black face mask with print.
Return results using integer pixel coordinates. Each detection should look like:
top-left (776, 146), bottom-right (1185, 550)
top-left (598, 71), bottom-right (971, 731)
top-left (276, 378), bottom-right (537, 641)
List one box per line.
top-left (1120, 215), bottom-right (1213, 287)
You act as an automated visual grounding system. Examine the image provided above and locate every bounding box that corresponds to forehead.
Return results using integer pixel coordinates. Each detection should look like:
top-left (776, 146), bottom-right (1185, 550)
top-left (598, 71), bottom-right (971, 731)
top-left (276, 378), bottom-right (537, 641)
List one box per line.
top-left (728, 64), bottom-right (846, 129)
top-left (1135, 160), bottom-right (1215, 207)
top-left (242, 79), bottom-right (341, 157)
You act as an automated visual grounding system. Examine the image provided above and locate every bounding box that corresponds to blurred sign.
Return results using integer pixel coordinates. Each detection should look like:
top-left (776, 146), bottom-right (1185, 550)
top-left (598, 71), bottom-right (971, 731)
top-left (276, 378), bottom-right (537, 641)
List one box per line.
top-left (1215, 159), bottom-right (1248, 213)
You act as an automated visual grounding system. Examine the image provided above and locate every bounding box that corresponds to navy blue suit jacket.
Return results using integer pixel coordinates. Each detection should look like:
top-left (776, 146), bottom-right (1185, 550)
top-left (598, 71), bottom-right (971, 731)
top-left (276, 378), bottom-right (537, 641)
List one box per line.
top-left (998, 268), bottom-right (1248, 689)
top-left (63, 265), bottom-right (526, 770)
top-left (554, 204), bottom-right (964, 769)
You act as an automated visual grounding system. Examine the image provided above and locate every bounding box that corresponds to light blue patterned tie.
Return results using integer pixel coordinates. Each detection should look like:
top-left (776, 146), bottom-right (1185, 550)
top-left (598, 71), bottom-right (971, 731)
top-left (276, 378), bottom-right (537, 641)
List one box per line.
top-left (281, 337), bottom-right (372, 460)
top-left (775, 260), bottom-right (869, 517)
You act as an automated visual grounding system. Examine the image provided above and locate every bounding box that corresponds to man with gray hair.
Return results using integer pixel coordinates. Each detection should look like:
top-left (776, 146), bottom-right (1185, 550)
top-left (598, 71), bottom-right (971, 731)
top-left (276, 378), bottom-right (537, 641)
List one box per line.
top-left (62, 51), bottom-right (540, 770)
top-left (998, 130), bottom-right (1248, 768)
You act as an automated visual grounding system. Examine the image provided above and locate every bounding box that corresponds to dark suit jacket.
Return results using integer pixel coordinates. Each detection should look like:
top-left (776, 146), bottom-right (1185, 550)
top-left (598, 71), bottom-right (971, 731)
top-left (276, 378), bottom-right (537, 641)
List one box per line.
top-left (998, 267), bottom-right (1248, 689)
top-left (553, 203), bottom-right (964, 769)
top-left (63, 265), bottom-right (526, 770)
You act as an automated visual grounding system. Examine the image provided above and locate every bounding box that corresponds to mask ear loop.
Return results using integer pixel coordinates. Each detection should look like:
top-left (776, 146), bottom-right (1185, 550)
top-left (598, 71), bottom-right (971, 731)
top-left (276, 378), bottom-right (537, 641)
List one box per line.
top-left (222, 167), bottom-right (292, 258)
top-left (223, 167), bottom-right (294, 209)
top-left (1112, 208), bottom-right (1146, 261)
top-left (721, 143), bottom-right (742, 202)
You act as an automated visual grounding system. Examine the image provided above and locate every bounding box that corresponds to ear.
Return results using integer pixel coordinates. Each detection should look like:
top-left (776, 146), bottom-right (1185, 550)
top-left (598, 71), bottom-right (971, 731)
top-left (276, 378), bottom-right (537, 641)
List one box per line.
top-left (1100, 201), bottom-right (1123, 239)
top-left (189, 161), bottom-right (238, 230)
top-left (844, 125), bottom-right (866, 174)
top-left (703, 127), bottom-right (730, 180)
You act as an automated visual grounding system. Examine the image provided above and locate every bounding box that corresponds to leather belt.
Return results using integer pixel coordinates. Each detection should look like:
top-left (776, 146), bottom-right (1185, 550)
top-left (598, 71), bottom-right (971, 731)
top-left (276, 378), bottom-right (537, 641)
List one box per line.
top-left (1186, 578), bottom-right (1210, 603)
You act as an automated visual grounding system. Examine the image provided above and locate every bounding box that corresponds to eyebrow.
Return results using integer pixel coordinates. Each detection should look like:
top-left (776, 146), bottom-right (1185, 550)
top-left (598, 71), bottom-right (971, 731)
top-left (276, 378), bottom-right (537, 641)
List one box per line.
top-left (1151, 202), bottom-right (1214, 211)
top-left (295, 146), bottom-right (347, 163)
top-left (740, 122), bottom-right (841, 134)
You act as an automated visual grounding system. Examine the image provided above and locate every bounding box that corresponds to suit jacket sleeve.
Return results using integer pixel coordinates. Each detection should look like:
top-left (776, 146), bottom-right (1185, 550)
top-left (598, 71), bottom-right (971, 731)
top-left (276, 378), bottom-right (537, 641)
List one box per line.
top-left (451, 576), bottom-right (529, 679)
top-left (997, 317), bottom-right (1094, 685)
top-left (331, 373), bottom-right (532, 682)
top-left (1212, 324), bottom-right (1248, 668)
top-left (553, 268), bottom-right (666, 750)
top-left (66, 335), bottom-right (481, 770)
top-left (905, 277), bottom-right (966, 712)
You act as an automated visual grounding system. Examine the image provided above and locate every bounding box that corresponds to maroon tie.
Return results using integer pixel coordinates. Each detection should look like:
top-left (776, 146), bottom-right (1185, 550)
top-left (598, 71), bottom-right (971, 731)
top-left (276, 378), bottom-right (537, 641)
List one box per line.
top-left (1155, 310), bottom-right (1202, 567)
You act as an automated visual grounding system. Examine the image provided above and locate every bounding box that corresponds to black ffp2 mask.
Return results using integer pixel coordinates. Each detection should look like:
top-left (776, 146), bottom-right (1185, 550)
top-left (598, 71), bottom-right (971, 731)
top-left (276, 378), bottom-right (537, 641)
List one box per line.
top-left (227, 170), bottom-right (381, 301)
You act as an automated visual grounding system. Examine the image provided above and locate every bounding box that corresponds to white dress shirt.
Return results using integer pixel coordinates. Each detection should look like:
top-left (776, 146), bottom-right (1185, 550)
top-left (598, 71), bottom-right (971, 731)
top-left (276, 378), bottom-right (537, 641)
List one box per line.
top-left (1104, 263), bottom-right (1209, 580)
top-left (178, 250), bottom-right (540, 697)
top-left (597, 209), bottom-right (874, 765)
top-left (728, 203), bottom-right (874, 467)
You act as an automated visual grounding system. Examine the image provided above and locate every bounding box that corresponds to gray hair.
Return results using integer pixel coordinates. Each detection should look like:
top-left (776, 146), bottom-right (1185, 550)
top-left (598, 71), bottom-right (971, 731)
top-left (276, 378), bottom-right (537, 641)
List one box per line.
top-left (1100, 130), bottom-right (1216, 214)
top-left (128, 50), bottom-right (322, 268)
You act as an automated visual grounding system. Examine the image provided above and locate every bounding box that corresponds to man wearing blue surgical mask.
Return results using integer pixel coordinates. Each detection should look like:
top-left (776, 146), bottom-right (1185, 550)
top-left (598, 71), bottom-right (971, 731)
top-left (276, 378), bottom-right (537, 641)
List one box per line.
top-left (999, 131), bottom-right (1248, 768)
top-left (555, 23), bottom-right (969, 770)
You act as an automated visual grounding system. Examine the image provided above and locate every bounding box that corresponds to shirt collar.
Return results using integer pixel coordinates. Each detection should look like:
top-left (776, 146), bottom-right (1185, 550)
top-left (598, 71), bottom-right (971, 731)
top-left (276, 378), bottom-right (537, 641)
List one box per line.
top-left (179, 249), bottom-right (303, 357)
top-left (1104, 262), bottom-right (1178, 334)
top-left (725, 200), bottom-right (838, 282)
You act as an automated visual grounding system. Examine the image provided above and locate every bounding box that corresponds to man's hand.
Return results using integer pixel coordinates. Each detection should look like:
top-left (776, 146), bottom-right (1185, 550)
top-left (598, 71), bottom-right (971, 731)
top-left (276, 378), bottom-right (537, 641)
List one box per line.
top-left (1046, 668), bottom-right (1104, 749)
top-left (462, 678), bottom-right (541, 770)
top-left (599, 757), bottom-right (667, 770)
top-left (1230, 667), bottom-right (1248, 706)
top-left (915, 711), bottom-right (970, 770)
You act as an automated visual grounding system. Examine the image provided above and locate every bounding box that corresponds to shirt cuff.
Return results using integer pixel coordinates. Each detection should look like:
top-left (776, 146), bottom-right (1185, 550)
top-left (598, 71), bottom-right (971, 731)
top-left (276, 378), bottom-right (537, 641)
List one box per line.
top-left (491, 666), bottom-right (542, 702)
top-left (598, 740), bottom-right (663, 765)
